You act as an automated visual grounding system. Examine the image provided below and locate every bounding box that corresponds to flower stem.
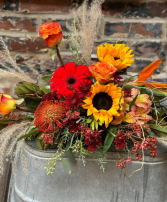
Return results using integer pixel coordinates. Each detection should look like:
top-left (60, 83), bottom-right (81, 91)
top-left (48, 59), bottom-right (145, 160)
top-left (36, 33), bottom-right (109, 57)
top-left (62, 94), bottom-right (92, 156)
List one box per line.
top-left (56, 45), bottom-right (64, 66)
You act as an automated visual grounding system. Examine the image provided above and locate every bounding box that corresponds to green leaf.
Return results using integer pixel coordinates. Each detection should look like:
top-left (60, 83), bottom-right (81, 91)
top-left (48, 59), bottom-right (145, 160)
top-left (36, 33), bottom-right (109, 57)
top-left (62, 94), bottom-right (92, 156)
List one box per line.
top-left (140, 88), bottom-right (147, 94)
top-left (65, 149), bottom-right (76, 163)
top-left (61, 158), bottom-right (71, 174)
top-left (91, 120), bottom-right (95, 130)
top-left (103, 125), bottom-right (118, 154)
top-left (87, 116), bottom-right (93, 124)
top-left (18, 127), bottom-right (38, 141)
top-left (40, 86), bottom-right (51, 94)
top-left (23, 82), bottom-right (36, 91)
top-left (95, 120), bottom-right (98, 130)
top-left (42, 75), bottom-right (52, 85)
top-left (158, 109), bottom-right (167, 116)
top-left (17, 83), bottom-right (34, 94)
top-left (14, 87), bottom-right (24, 93)
top-left (25, 97), bottom-right (41, 110)
top-left (15, 98), bottom-right (24, 105)
top-left (150, 124), bottom-right (167, 134)
top-left (129, 94), bottom-right (138, 111)
top-left (36, 141), bottom-right (44, 150)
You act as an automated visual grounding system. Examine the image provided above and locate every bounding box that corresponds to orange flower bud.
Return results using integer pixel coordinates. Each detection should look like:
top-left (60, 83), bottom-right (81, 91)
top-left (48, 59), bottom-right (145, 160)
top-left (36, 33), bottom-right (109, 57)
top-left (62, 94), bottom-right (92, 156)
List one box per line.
top-left (0, 94), bottom-right (15, 114)
top-left (39, 22), bottom-right (63, 47)
top-left (89, 62), bottom-right (118, 83)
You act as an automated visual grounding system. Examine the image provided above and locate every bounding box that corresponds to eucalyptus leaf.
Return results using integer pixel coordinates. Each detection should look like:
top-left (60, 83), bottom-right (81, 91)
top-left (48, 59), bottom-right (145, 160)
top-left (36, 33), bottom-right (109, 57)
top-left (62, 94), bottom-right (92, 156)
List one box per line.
top-left (61, 158), bottom-right (71, 174)
top-left (36, 141), bottom-right (44, 150)
top-left (103, 125), bottom-right (118, 154)
top-left (65, 149), bottom-right (76, 163)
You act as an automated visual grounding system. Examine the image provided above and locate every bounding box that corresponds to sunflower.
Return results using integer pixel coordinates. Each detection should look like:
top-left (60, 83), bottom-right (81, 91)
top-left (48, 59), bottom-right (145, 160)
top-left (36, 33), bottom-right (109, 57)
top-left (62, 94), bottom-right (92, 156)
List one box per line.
top-left (97, 43), bottom-right (134, 70)
top-left (50, 62), bottom-right (91, 98)
top-left (82, 82), bottom-right (124, 128)
top-left (34, 100), bottom-right (66, 133)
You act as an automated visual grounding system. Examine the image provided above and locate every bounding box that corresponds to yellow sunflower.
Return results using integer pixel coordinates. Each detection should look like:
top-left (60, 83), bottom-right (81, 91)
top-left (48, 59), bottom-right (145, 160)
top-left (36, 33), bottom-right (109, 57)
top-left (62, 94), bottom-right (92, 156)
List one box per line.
top-left (82, 82), bottom-right (124, 128)
top-left (97, 43), bottom-right (134, 70)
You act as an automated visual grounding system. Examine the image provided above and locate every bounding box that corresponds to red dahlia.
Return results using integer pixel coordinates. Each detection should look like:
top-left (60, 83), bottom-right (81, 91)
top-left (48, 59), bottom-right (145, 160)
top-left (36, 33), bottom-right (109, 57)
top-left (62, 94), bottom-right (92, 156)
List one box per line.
top-left (65, 93), bottom-right (83, 109)
top-left (34, 100), bottom-right (66, 133)
top-left (78, 80), bottom-right (93, 98)
top-left (50, 62), bottom-right (91, 98)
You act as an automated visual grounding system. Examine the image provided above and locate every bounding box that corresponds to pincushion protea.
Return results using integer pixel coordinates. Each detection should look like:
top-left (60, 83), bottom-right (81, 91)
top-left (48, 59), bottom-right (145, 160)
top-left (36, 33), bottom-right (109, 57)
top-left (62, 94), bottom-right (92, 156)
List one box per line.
top-left (34, 100), bottom-right (66, 133)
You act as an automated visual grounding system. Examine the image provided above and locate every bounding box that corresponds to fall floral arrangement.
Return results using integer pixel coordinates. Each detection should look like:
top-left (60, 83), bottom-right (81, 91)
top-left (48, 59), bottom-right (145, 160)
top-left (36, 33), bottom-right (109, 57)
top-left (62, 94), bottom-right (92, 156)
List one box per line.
top-left (0, 0), bottom-right (167, 177)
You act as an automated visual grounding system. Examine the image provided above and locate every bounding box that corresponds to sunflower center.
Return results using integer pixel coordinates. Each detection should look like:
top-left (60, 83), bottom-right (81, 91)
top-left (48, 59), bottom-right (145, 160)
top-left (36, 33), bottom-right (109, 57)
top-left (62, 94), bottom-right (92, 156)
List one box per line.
top-left (68, 77), bottom-right (76, 84)
top-left (93, 92), bottom-right (113, 110)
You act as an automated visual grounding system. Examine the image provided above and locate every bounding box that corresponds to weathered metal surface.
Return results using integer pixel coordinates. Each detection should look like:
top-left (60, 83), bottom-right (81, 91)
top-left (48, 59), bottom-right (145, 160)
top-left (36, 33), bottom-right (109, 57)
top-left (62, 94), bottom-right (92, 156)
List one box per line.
top-left (8, 140), bottom-right (167, 202)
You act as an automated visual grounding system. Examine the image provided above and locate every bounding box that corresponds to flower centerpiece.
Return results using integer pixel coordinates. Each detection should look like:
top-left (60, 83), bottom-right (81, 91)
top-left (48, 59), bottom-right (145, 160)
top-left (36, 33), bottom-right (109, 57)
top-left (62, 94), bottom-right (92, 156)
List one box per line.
top-left (0, 0), bottom-right (167, 178)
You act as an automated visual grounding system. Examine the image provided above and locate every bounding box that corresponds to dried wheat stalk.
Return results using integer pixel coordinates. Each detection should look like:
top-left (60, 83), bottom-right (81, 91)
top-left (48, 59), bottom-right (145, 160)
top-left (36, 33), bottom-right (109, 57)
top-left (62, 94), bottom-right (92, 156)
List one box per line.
top-left (0, 121), bottom-right (31, 176)
top-left (0, 37), bottom-right (37, 84)
top-left (68, 0), bottom-right (103, 66)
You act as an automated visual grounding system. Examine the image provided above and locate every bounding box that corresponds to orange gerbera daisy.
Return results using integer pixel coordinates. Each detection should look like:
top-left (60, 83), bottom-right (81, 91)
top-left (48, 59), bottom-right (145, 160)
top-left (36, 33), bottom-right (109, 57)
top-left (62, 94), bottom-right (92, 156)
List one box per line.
top-left (34, 100), bottom-right (66, 133)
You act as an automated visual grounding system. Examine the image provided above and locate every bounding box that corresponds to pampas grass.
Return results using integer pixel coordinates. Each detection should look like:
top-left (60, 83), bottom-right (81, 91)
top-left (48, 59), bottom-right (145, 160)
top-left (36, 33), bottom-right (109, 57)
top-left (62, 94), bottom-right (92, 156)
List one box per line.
top-left (67, 0), bottom-right (103, 66)
top-left (0, 121), bottom-right (31, 176)
top-left (0, 37), bottom-right (36, 84)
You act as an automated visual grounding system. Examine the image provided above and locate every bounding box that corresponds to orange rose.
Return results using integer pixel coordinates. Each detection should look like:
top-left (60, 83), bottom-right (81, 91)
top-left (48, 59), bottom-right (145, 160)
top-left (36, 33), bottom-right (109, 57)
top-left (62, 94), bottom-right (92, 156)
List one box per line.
top-left (0, 94), bottom-right (15, 114)
top-left (39, 22), bottom-right (63, 47)
top-left (89, 62), bottom-right (118, 82)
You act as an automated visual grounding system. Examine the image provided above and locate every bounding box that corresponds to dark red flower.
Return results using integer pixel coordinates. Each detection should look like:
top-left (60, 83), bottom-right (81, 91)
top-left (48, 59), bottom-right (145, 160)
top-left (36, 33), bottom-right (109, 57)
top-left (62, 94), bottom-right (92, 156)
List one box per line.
top-left (124, 89), bottom-right (132, 97)
top-left (66, 110), bottom-right (80, 120)
top-left (65, 93), bottom-right (83, 109)
top-left (65, 119), bottom-right (81, 133)
top-left (50, 62), bottom-right (91, 98)
top-left (84, 130), bottom-right (102, 151)
top-left (115, 130), bottom-right (127, 150)
top-left (113, 72), bottom-right (123, 83)
top-left (41, 134), bottom-right (54, 145)
top-left (78, 80), bottom-right (93, 98)
top-left (34, 100), bottom-right (66, 133)
top-left (42, 92), bottom-right (55, 101)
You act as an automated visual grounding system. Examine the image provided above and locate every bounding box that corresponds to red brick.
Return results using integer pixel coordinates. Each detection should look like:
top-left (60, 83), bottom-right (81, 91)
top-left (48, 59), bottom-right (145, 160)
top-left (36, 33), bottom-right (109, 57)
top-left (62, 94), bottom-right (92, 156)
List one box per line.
top-left (147, 2), bottom-right (167, 18)
top-left (105, 22), bottom-right (162, 38)
top-left (20, 0), bottom-right (71, 13)
top-left (10, 38), bottom-right (46, 52)
top-left (0, 17), bottom-right (37, 32)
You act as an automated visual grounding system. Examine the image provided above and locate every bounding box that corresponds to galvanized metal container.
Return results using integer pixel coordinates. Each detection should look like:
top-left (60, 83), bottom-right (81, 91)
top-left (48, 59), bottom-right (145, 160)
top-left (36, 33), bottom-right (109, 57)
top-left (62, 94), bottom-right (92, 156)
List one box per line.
top-left (8, 140), bottom-right (167, 202)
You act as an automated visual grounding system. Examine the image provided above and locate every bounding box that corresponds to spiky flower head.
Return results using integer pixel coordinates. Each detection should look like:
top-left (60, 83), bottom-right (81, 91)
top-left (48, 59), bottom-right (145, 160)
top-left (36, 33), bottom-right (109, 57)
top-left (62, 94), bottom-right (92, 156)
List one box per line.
top-left (34, 100), bottom-right (66, 133)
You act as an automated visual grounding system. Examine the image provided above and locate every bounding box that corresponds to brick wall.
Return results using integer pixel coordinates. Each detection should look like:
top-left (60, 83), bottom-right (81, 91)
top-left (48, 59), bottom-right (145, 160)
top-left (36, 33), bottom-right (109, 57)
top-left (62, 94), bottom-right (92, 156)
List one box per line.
top-left (0, 0), bottom-right (167, 95)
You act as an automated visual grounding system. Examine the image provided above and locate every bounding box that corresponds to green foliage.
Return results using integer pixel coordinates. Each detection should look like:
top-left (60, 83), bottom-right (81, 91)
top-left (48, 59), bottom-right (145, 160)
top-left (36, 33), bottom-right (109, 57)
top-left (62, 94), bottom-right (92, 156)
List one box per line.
top-left (95, 149), bottom-right (106, 172)
top-left (18, 126), bottom-right (39, 141)
top-left (150, 124), bottom-right (167, 134)
top-left (103, 125), bottom-right (118, 154)
top-left (61, 158), bottom-right (71, 174)
top-left (15, 82), bottom-right (50, 98)
top-left (44, 149), bottom-right (65, 175)
top-left (65, 142), bottom-right (76, 163)
top-left (25, 97), bottom-right (41, 111)
top-left (129, 94), bottom-right (138, 111)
